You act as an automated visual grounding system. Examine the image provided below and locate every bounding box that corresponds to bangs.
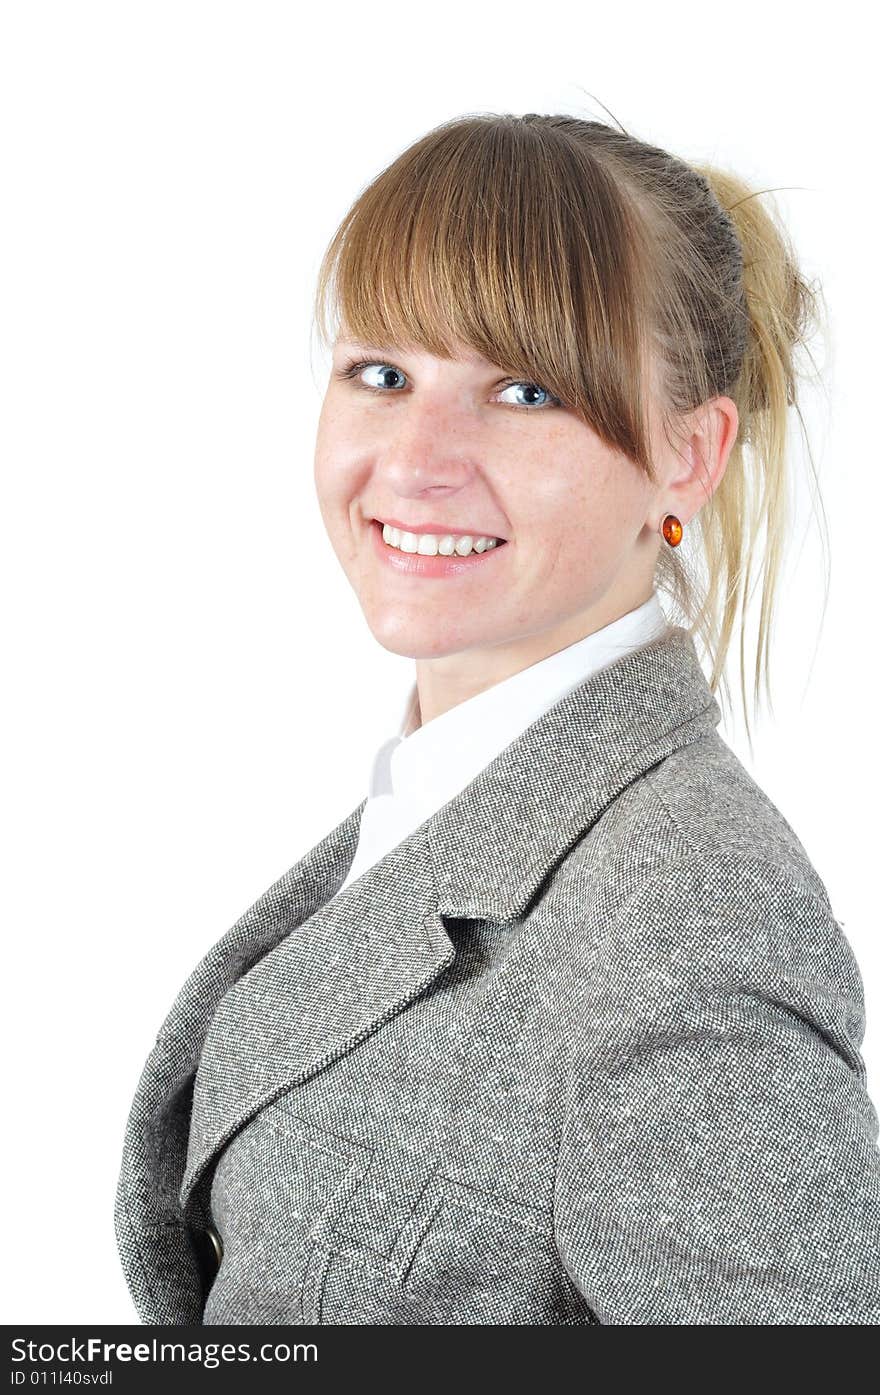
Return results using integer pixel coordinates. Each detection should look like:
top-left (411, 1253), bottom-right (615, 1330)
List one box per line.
top-left (313, 114), bottom-right (657, 476)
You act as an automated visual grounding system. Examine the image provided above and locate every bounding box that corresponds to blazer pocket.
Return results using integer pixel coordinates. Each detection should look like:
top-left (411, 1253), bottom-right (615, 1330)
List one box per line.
top-left (202, 1097), bottom-right (595, 1325)
top-left (387, 1174), bottom-right (593, 1325)
top-left (203, 1106), bottom-right (373, 1325)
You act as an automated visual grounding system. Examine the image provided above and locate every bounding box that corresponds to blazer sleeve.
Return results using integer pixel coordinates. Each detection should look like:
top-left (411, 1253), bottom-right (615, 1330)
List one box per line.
top-left (553, 850), bottom-right (880, 1325)
top-left (114, 1030), bottom-right (211, 1325)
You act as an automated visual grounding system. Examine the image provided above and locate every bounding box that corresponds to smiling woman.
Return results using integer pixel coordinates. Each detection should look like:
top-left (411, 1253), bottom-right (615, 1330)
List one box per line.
top-left (114, 109), bottom-right (880, 1327)
top-left (310, 112), bottom-right (820, 743)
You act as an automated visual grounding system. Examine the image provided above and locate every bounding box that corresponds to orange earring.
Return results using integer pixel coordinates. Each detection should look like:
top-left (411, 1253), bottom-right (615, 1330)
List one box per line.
top-left (661, 513), bottom-right (683, 547)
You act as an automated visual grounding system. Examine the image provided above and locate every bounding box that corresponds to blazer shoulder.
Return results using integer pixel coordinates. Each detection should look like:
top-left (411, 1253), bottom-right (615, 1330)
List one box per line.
top-left (632, 728), bottom-right (834, 913)
top-left (560, 729), bottom-right (836, 933)
top-left (567, 840), bottom-right (869, 1091)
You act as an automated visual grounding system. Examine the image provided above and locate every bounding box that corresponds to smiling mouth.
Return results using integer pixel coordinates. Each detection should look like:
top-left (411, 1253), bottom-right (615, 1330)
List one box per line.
top-left (368, 518), bottom-right (509, 576)
top-left (374, 519), bottom-right (508, 557)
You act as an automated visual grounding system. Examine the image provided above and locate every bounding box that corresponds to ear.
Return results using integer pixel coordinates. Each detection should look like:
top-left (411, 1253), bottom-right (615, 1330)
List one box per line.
top-left (660, 395), bottom-right (739, 525)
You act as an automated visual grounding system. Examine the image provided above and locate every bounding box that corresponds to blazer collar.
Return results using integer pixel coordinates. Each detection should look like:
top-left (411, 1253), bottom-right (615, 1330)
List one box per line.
top-left (178, 624), bottom-right (721, 1222)
top-left (431, 622), bottom-right (721, 920)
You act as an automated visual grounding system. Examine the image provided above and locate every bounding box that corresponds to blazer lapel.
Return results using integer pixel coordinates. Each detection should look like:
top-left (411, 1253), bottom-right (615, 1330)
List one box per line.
top-left (178, 622), bottom-right (722, 1227)
top-left (180, 820), bottom-right (454, 1223)
top-left (427, 623), bottom-right (723, 921)
top-left (116, 793), bottom-right (382, 1320)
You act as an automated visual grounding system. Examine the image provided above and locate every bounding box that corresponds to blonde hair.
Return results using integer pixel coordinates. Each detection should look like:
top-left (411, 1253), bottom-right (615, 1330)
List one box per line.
top-left (313, 110), bottom-right (829, 750)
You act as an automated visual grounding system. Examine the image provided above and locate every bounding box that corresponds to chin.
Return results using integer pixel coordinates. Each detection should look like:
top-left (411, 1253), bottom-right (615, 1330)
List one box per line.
top-left (363, 615), bottom-right (473, 661)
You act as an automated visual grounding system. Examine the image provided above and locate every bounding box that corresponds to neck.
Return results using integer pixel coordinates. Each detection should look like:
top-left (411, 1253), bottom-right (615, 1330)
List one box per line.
top-left (412, 584), bottom-right (655, 728)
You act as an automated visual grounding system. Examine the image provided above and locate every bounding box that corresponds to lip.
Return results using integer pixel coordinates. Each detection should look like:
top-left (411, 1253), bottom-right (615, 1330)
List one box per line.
top-left (373, 515), bottom-right (508, 542)
top-left (368, 518), bottom-right (509, 578)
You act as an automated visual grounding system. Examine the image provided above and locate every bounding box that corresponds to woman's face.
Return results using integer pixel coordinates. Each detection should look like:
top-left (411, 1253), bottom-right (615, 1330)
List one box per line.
top-left (314, 332), bottom-right (713, 671)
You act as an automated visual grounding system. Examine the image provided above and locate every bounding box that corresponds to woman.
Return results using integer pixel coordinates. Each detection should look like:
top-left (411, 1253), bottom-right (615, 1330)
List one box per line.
top-left (114, 111), bottom-right (880, 1325)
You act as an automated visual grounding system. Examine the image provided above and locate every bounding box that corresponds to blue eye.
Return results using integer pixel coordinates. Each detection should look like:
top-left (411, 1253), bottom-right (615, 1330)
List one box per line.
top-left (497, 381), bottom-right (561, 410)
top-left (334, 360), bottom-right (407, 392)
top-left (333, 358), bottom-right (563, 410)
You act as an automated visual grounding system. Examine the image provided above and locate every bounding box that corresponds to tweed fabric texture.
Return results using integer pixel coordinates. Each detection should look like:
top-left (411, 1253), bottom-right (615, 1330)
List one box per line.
top-left (114, 625), bottom-right (880, 1325)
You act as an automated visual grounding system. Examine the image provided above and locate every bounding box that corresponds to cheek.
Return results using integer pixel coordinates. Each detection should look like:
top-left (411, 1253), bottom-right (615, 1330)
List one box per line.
top-left (313, 400), bottom-right (356, 497)
top-left (312, 454), bottom-right (340, 536)
top-left (524, 456), bottom-right (648, 584)
top-left (314, 438), bottom-right (357, 518)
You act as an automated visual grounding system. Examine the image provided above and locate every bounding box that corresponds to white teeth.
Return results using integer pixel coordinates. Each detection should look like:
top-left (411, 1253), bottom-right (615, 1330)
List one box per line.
top-left (381, 523), bottom-right (503, 557)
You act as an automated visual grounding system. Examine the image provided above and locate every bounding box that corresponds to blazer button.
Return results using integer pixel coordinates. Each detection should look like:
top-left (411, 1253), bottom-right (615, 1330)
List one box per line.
top-left (206, 1223), bottom-right (223, 1267)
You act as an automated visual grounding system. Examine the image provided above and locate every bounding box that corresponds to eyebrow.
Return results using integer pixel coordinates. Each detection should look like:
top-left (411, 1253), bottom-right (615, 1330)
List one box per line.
top-left (335, 338), bottom-right (404, 353)
top-left (335, 338), bottom-right (498, 369)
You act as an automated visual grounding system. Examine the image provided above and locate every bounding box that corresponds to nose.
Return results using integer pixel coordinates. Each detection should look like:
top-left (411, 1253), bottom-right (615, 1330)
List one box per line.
top-left (375, 421), bottom-right (480, 501)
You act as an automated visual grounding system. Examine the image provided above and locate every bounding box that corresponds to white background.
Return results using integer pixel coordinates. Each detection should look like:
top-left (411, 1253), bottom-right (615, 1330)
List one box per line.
top-left (1, 0), bottom-right (876, 1323)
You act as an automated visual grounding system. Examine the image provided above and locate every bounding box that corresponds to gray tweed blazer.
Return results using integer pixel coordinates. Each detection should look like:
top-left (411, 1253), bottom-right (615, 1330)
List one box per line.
top-left (114, 625), bottom-right (880, 1325)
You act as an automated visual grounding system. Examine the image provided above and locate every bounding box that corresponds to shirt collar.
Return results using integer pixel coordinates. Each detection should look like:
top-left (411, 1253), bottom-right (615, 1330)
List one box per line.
top-left (367, 590), bottom-right (670, 810)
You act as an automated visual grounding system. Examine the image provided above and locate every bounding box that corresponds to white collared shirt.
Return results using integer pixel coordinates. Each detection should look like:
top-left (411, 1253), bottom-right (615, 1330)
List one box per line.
top-left (336, 591), bottom-right (670, 897)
